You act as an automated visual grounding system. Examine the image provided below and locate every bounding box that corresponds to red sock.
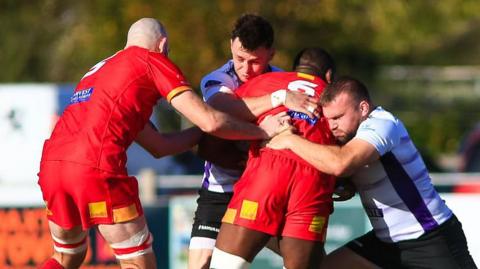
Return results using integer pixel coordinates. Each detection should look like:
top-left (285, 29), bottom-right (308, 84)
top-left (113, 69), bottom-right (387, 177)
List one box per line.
top-left (40, 258), bottom-right (65, 269)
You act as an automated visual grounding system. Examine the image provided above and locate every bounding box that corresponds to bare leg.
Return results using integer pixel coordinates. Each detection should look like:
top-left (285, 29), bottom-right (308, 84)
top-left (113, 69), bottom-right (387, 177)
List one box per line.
top-left (265, 237), bottom-right (281, 255)
top-left (188, 248), bottom-right (213, 269)
top-left (46, 221), bottom-right (88, 269)
top-left (320, 247), bottom-right (381, 269)
top-left (97, 216), bottom-right (157, 269)
top-left (279, 236), bottom-right (325, 269)
top-left (215, 223), bottom-right (271, 262)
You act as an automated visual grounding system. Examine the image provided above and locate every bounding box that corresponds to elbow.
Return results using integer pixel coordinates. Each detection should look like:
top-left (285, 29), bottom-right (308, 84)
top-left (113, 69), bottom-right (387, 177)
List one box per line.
top-left (198, 114), bottom-right (223, 134)
top-left (146, 146), bottom-right (167, 159)
top-left (329, 161), bottom-right (351, 177)
top-left (200, 121), bottom-right (222, 134)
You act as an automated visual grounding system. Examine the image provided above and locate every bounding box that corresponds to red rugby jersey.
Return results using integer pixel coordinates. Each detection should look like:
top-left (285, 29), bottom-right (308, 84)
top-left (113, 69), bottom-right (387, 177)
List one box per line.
top-left (41, 46), bottom-right (191, 174)
top-left (235, 72), bottom-right (335, 164)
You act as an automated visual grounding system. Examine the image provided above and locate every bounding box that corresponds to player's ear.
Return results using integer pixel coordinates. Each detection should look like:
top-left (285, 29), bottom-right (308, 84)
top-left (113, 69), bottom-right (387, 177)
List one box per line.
top-left (269, 48), bottom-right (275, 61)
top-left (326, 69), bottom-right (333, 84)
top-left (359, 100), bottom-right (370, 118)
top-left (158, 37), bottom-right (168, 55)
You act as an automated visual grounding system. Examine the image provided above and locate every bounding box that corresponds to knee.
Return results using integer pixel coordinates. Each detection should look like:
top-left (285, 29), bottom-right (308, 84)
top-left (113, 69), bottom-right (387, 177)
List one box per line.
top-left (188, 249), bottom-right (213, 269)
top-left (189, 237), bottom-right (217, 269)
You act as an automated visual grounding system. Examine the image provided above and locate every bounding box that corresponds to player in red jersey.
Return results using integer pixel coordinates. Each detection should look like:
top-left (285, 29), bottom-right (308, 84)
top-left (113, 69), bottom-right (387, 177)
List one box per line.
top-left (210, 48), bottom-right (337, 269)
top-left (37, 18), bottom-right (288, 269)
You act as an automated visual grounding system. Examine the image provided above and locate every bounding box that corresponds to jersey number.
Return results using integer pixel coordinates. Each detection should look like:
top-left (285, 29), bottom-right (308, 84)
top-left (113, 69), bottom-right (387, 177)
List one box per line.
top-left (81, 55), bottom-right (114, 79)
top-left (287, 80), bottom-right (318, 96)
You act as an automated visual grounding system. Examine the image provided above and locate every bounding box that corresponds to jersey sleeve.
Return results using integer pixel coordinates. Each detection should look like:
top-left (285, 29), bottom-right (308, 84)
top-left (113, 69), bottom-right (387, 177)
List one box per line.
top-left (354, 117), bottom-right (400, 156)
top-left (148, 53), bottom-right (192, 102)
top-left (200, 71), bottom-right (237, 101)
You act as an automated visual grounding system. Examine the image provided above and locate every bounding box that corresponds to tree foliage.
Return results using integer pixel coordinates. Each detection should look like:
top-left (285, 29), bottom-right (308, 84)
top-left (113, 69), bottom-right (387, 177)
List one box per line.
top-left (2, 0), bottom-right (480, 158)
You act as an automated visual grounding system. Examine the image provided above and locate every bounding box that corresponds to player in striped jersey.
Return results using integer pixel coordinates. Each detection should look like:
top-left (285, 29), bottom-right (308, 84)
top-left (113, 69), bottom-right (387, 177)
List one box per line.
top-left (189, 14), bottom-right (318, 269)
top-left (267, 77), bottom-right (477, 269)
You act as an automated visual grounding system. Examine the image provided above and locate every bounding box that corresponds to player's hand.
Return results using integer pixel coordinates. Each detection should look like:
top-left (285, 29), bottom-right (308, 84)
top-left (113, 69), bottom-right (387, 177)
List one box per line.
top-left (285, 91), bottom-right (320, 118)
top-left (265, 129), bottom-right (295, 150)
top-left (333, 177), bottom-right (357, 202)
top-left (259, 111), bottom-right (293, 138)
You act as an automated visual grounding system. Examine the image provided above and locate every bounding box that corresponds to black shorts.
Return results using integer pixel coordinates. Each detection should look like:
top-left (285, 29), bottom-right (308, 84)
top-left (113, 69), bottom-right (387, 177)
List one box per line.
top-left (190, 188), bottom-right (233, 239)
top-left (346, 215), bottom-right (477, 269)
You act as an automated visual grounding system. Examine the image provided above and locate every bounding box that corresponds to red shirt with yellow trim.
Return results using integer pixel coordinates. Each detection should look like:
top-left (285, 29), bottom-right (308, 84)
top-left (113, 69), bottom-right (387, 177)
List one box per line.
top-left (235, 71), bottom-right (335, 165)
top-left (41, 46), bottom-right (191, 174)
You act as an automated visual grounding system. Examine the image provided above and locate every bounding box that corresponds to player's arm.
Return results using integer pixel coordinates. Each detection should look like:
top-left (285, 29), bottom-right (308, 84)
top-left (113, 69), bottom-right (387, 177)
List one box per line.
top-left (170, 90), bottom-right (289, 140)
top-left (208, 90), bottom-right (320, 121)
top-left (267, 133), bottom-right (379, 177)
top-left (135, 121), bottom-right (202, 158)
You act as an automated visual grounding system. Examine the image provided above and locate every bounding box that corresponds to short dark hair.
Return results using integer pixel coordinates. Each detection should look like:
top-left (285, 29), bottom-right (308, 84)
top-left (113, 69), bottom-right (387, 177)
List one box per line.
top-left (231, 14), bottom-right (274, 51)
top-left (292, 48), bottom-right (336, 82)
top-left (320, 76), bottom-right (371, 105)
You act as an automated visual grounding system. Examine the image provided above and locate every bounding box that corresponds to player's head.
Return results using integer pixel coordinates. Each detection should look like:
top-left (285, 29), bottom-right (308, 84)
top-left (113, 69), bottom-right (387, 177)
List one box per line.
top-left (126, 18), bottom-right (169, 55)
top-left (320, 76), bottom-right (372, 145)
top-left (292, 48), bottom-right (335, 83)
top-left (230, 14), bottom-right (275, 82)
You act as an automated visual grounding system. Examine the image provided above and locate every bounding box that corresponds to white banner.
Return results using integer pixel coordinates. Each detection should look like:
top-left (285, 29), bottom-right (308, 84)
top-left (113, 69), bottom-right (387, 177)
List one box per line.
top-left (0, 84), bottom-right (58, 187)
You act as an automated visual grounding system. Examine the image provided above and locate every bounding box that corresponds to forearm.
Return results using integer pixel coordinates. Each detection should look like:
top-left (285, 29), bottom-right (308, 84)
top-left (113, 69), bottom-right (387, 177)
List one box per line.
top-left (285, 135), bottom-right (349, 176)
top-left (158, 127), bottom-right (203, 156)
top-left (207, 92), bottom-right (271, 121)
top-left (172, 91), bottom-right (270, 140)
top-left (207, 111), bottom-right (268, 140)
top-left (240, 95), bottom-right (274, 120)
top-left (136, 125), bottom-right (203, 158)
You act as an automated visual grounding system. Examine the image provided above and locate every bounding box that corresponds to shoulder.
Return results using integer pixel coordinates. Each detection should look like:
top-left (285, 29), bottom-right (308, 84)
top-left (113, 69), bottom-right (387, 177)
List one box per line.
top-left (200, 60), bottom-right (238, 90)
top-left (355, 107), bottom-right (402, 155)
top-left (360, 107), bottom-right (399, 135)
top-left (147, 50), bottom-right (180, 70)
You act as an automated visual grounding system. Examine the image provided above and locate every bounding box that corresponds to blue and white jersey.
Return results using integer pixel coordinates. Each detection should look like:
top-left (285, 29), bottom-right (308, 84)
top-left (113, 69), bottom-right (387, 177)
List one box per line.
top-left (199, 60), bottom-right (281, 193)
top-left (352, 106), bottom-right (452, 242)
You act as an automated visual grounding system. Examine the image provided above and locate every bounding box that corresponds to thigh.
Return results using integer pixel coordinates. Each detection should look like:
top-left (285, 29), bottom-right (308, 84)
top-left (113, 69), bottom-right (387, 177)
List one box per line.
top-left (48, 220), bottom-right (88, 244)
top-left (321, 246), bottom-right (381, 269)
top-left (225, 153), bottom-right (292, 236)
top-left (215, 222), bottom-right (271, 262)
top-left (97, 215), bottom-right (147, 244)
top-left (39, 161), bottom-right (144, 230)
top-left (282, 163), bottom-right (334, 242)
top-left (38, 161), bottom-right (84, 229)
top-left (400, 215), bottom-right (477, 269)
top-left (189, 190), bottom-right (233, 269)
top-left (279, 236), bottom-right (325, 269)
top-left (190, 189), bottom-right (233, 241)
top-left (346, 231), bottom-right (402, 268)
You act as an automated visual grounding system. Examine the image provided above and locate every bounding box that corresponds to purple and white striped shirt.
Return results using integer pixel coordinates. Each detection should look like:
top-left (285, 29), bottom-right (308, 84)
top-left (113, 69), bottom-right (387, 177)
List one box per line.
top-left (352, 106), bottom-right (452, 242)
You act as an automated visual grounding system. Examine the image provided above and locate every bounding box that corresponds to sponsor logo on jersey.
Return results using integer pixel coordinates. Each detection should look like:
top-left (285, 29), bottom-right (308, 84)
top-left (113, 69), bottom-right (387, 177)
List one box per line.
top-left (222, 208), bottom-right (237, 224)
top-left (308, 216), bottom-right (326, 233)
top-left (287, 110), bottom-right (318, 125)
top-left (240, 200), bottom-right (258, 220)
top-left (70, 87), bottom-right (93, 104)
top-left (88, 201), bottom-right (107, 218)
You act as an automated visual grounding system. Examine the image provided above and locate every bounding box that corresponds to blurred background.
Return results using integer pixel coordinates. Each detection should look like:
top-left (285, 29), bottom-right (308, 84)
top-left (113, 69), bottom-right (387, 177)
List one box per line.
top-left (1, 0), bottom-right (480, 268)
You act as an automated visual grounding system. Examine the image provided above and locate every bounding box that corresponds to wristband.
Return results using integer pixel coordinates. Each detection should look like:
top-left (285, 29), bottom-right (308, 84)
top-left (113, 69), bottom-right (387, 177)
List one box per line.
top-left (270, 89), bottom-right (287, 108)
